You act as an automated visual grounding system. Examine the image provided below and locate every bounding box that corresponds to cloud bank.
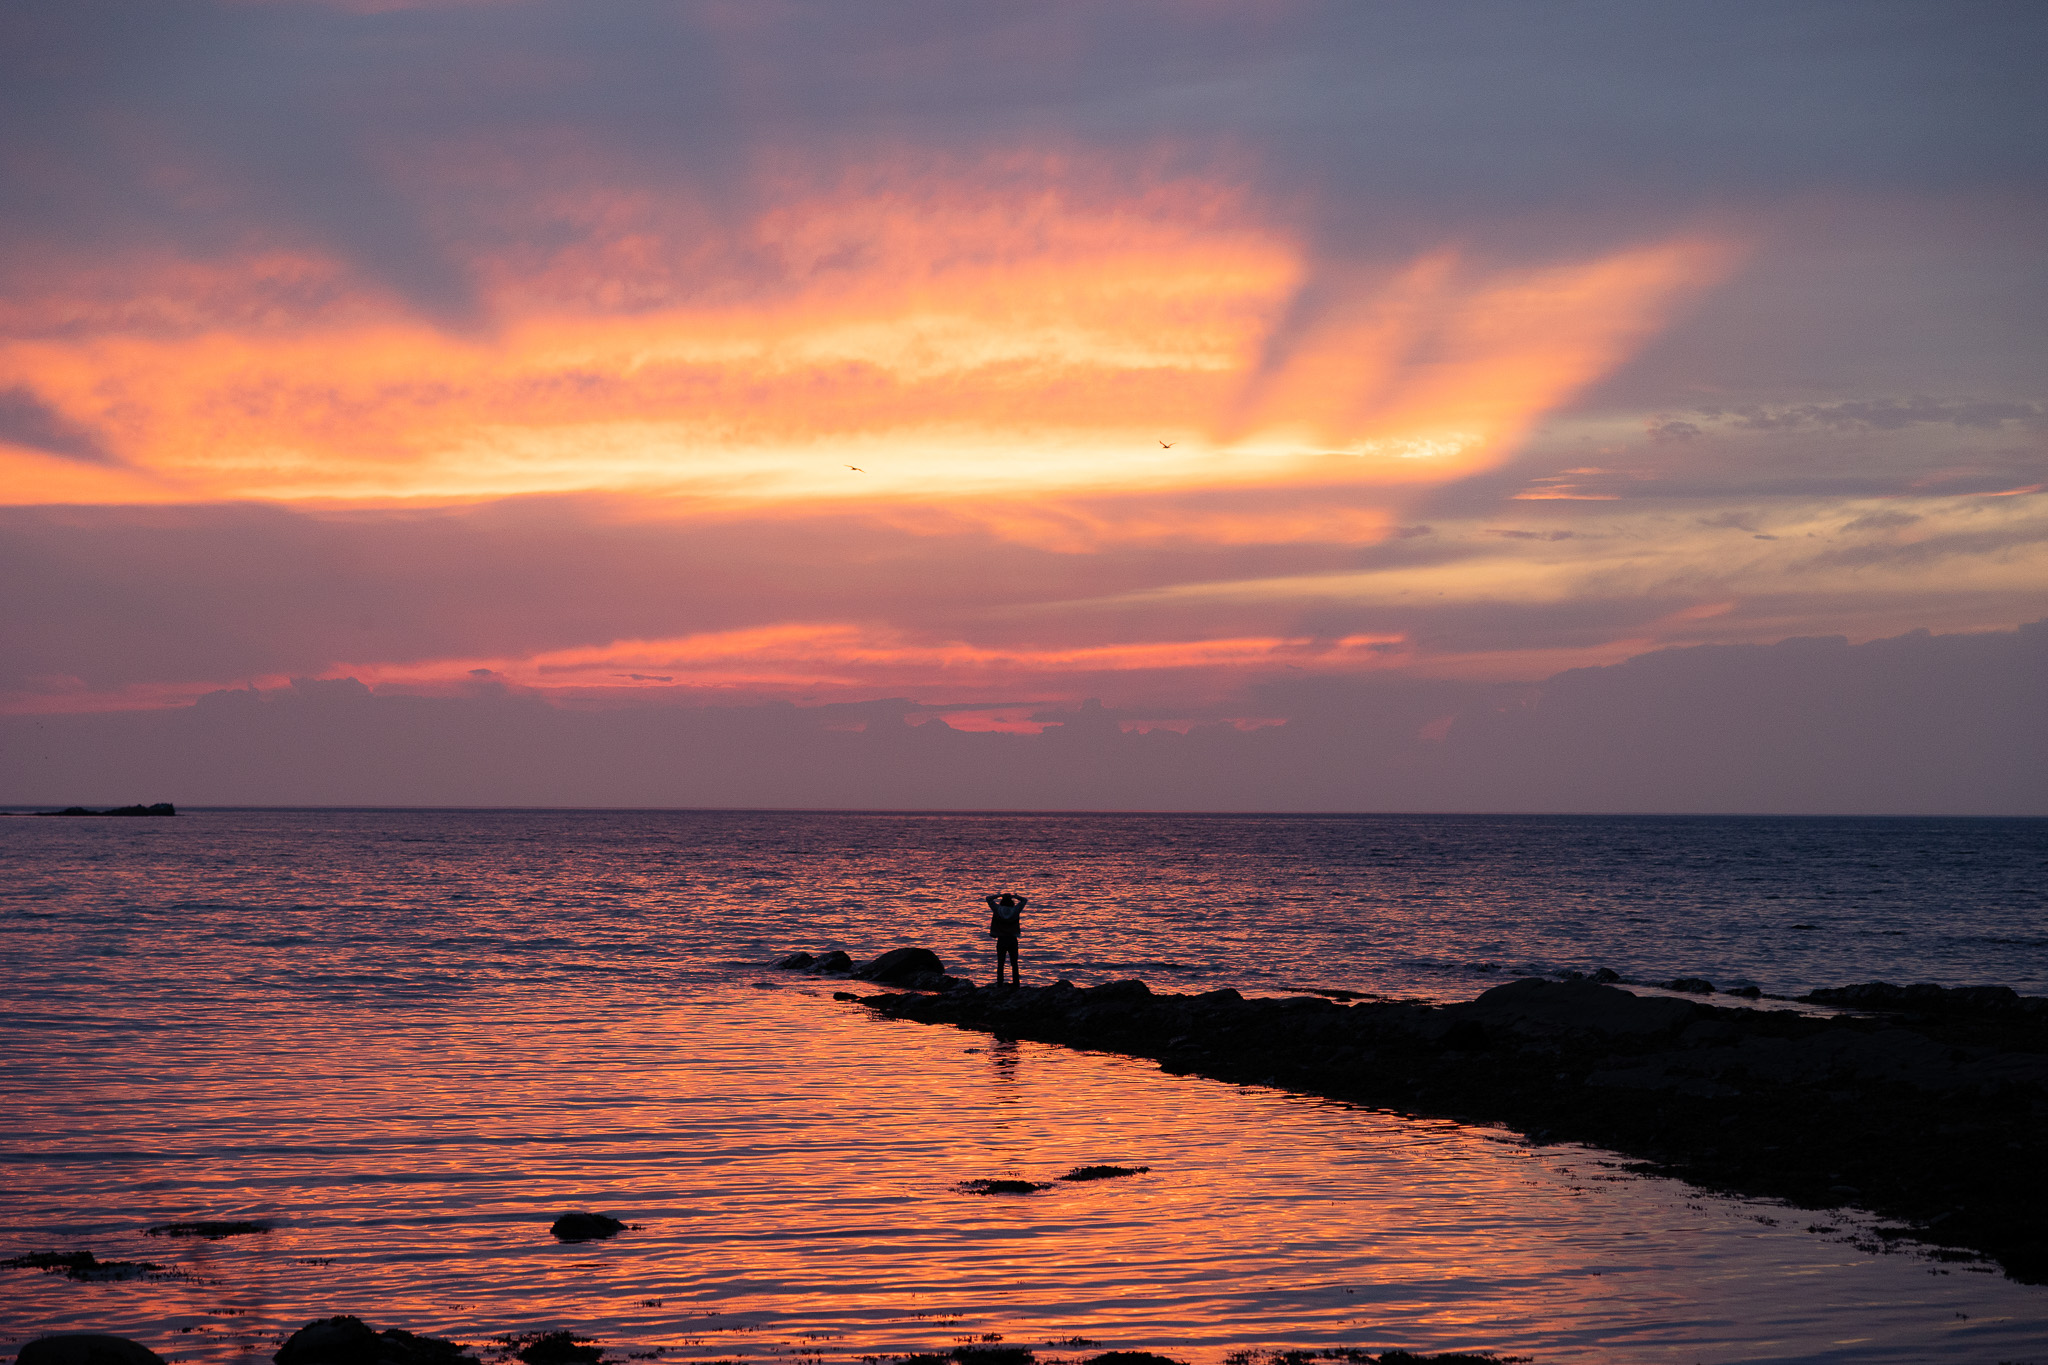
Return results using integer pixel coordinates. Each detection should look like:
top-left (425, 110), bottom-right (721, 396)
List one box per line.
top-left (1, 2), bottom-right (2042, 809)
top-left (4, 621), bottom-right (2041, 814)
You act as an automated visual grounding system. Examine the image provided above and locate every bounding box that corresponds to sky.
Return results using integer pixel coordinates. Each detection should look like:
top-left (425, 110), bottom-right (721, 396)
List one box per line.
top-left (2, 1), bottom-right (2044, 810)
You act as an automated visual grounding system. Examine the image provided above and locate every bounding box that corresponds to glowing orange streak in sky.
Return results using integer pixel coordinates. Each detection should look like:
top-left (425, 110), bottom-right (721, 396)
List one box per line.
top-left (337, 626), bottom-right (1413, 696)
top-left (0, 173), bottom-right (1732, 510)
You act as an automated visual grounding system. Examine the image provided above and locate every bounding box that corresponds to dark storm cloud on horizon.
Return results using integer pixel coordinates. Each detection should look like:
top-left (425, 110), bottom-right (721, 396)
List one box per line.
top-left (2, 0), bottom-right (2044, 328)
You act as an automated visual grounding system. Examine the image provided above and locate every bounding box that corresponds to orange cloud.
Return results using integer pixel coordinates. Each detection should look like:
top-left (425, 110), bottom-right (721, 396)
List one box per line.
top-left (336, 624), bottom-right (1413, 702)
top-left (0, 167), bottom-right (1733, 515)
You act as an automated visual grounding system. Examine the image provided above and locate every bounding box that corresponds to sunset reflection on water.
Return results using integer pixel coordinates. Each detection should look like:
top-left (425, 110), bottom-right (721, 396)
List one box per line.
top-left (5, 983), bottom-right (2043, 1365)
top-left (5, 811), bottom-right (2048, 1363)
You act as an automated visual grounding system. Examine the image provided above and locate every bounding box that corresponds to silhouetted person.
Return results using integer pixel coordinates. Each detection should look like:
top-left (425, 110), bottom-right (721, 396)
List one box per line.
top-left (986, 892), bottom-right (1028, 986)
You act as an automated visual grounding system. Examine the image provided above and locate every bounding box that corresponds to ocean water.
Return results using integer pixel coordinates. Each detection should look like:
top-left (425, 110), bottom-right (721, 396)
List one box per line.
top-left (4, 810), bottom-right (2046, 1365)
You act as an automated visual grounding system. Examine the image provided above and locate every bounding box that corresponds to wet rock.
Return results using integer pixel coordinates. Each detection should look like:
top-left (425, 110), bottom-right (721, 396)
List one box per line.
top-left (1665, 977), bottom-right (1715, 994)
top-left (146, 1219), bottom-right (270, 1239)
top-left (1189, 988), bottom-right (1243, 1008)
top-left (1591, 967), bottom-right (1621, 983)
top-left (1058, 1165), bottom-right (1150, 1182)
top-left (954, 1178), bottom-right (1051, 1195)
top-left (809, 950), bottom-right (853, 973)
top-left (506, 1333), bottom-right (601, 1365)
top-left (1441, 1020), bottom-right (1489, 1051)
top-left (275, 1317), bottom-right (475, 1365)
top-left (548, 1212), bottom-right (626, 1242)
top-left (1088, 980), bottom-right (1152, 1002)
top-left (1802, 981), bottom-right (2028, 1017)
top-left (1446, 978), bottom-right (1699, 1039)
top-left (2, 1250), bottom-right (163, 1281)
top-left (18, 1337), bottom-right (167, 1365)
top-left (855, 947), bottom-right (946, 985)
top-left (1724, 985), bottom-right (1763, 999)
top-left (1082, 1354), bottom-right (1185, 1365)
top-left (773, 951), bottom-right (816, 969)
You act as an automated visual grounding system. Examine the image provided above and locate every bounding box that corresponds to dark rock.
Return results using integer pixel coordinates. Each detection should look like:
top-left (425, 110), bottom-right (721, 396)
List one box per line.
top-left (773, 951), bottom-right (816, 969)
top-left (1803, 981), bottom-right (2024, 1016)
top-left (952, 1351), bottom-right (1035, 1365)
top-left (549, 1212), bottom-right (625, 1242)
top-left (1083, 1354), bottom-right (1185, 1365)
top-left (809, 950), bottom-right (853, 973)
top-left (1442, 1020), bottom-right (1489, 1051)
top-left (955, 1178), bottom-right (1051, 1195)
top-left (1665, 977), bottom-right (1715, 994)
top-left (509, 1333), bottom-right (601, 1365)
top-left (1088, 980), bottom-right (1152, 1002)
top-left (146, 1219), bottom-right (270, 1239)
top-left (1058, 1165), bottom-right (1150, 1182)
top-left (1448, 978), bottom-right (1699, 1038)
top-left (855, 947), bottom-right (946, 985)
top-left (2, 1250), bottom-right (163, 1281)
top-left (1725, 985), bottom-right (1762, 999)
top-left (275, 1317), bottom-right (474, 1365)
top-left (1591, 967), bottom-right (1621, 983)
top-left (18, 1337), bottom-right (166, 1365)
top-left (37, 803), bottom-right (175, 817)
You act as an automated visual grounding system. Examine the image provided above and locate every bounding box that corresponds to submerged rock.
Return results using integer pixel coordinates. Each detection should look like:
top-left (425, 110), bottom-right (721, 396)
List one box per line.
top-left (810, 950), bottom-right (854, 973)
top-left (955, 1178), bottom-right (1051, 1195)
top-left (505, 1332), bottom-right (602, 1365)
top-left (855, 947), bottom-right (946, 985)
top-left (18, 1337), bottom-right (167, 1365)
top-left (549, 1212), bottom-right (626, 1242)
top-left (1058, 1165), bottom-right (1150, 1182)
top-left (773, 951), bottom-right (816, 969)
top-left (2, 1250), bottom-right (163, 1281)
top-left (1664, 977), bottom-right (1715, 994)
top-left (146, 1219), bottom-right (270, 1239)
top-left (275, 1317), bottom-right (474, 1365)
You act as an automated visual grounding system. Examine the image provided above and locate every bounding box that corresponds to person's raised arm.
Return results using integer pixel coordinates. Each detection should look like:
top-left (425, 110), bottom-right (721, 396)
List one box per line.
top-left (985, 894), bottom-right (1001, 910)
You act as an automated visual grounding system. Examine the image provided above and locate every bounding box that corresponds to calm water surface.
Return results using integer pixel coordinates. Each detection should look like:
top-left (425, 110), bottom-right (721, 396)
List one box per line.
top-left (4, 811), bottom-right (2046, 1364)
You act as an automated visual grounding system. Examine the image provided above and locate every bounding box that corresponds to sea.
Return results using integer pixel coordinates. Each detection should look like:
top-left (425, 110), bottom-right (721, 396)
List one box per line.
top-left (3, 810), bottom-right (2046, 1365)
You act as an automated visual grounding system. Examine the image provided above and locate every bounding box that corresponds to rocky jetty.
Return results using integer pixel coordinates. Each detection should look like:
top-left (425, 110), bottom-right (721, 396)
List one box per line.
top-left (852, 973), bottom-right (2048, 1282)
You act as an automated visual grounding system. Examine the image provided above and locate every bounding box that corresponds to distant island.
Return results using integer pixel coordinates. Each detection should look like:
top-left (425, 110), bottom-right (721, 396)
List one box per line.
top-left (32, 803), bottom-right (177, 817)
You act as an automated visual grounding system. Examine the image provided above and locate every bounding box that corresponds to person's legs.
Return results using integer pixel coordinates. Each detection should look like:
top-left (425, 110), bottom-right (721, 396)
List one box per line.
top-left (997, 938), bottom-right (1019, 985)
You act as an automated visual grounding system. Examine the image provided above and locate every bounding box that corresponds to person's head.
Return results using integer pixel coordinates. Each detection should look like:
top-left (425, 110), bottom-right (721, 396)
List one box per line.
top-left (996, 893), bottom-right (1018, 908)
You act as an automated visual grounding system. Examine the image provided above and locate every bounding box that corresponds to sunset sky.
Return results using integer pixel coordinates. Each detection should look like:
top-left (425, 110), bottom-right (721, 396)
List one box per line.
top-left (3, 1), bottom-right (2043, 807)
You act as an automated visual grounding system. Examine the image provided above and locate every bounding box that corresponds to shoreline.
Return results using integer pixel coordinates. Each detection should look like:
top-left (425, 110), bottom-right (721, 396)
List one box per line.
top-left (838, 969), bottom-right (2048, 1284)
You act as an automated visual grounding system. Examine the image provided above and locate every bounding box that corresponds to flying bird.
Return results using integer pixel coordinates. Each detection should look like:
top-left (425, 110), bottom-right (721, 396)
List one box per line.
top-left (846, 465), bottom-right (865, 472)
top-left (1158, 440), bottom-right (1175, 448)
